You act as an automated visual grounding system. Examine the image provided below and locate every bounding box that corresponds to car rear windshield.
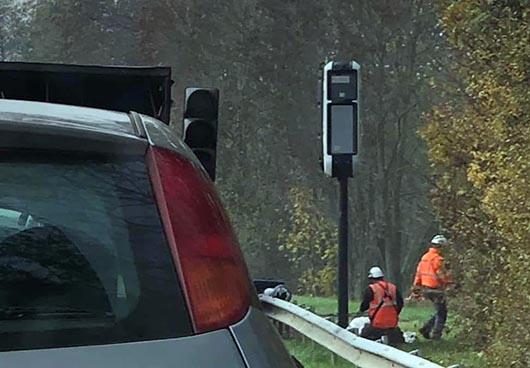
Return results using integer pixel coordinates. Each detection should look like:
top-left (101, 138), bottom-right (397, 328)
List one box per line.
top-left (0, 150), bottom-right (192, 351)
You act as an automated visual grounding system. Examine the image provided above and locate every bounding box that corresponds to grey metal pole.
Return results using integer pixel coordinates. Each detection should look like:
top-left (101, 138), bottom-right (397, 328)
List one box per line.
top-left (338, 174), bottom-right (349, 328)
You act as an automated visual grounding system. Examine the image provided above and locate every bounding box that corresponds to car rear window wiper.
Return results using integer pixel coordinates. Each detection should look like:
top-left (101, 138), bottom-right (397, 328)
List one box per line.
top-left (0, 306), bottom-right (115, 320)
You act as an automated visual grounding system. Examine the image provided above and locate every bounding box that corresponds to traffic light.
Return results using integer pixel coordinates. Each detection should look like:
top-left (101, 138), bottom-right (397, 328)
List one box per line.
top-left (321, 61), bottom-right (360, 177)
top-left (182, 87), bottom-right (219, 181)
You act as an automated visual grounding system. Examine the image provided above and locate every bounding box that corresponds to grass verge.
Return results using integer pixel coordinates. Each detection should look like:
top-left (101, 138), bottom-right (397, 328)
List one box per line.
top-left (284, 296), bottom-right (484, 367)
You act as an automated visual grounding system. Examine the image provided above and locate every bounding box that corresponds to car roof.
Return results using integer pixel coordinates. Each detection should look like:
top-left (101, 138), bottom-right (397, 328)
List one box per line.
top-left (0, 99), bottom-right (200, 164)
top-left (0, 99), bottom-right (136, 138)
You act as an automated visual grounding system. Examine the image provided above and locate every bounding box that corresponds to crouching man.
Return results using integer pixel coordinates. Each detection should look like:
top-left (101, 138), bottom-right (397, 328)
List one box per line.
top-left (357, 266), bottom-right (404, 346)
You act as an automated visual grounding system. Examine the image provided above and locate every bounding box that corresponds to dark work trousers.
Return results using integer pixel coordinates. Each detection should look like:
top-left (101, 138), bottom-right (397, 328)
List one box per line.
top-left (361, 324), bottom-right (404, 346)
top-left (422, 289), bottom-right (447, 337)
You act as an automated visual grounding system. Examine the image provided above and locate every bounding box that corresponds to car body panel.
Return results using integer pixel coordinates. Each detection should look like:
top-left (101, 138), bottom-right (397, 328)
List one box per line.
top-left (0, 330), bottom-right (245, 368)
top-left (231, 307), bottom-right (297, 368)
top-left (140, 113), bottom-right (210, 176)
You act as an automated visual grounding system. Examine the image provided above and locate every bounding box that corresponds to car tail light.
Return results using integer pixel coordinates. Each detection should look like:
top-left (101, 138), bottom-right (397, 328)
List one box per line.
top-left (146, 146), bottom-right (252, 333)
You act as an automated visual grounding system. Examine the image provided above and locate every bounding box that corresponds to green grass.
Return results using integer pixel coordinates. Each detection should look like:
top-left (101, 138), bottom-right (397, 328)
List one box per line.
top-left (284, 339), bottom-right (357, 368)
top-left (284, 296), bottom-right (484, 368)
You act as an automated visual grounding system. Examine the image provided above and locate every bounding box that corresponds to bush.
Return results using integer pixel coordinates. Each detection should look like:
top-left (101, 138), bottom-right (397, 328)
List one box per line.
top-left (422, 1), bottom-right (530, 366)
top-left (279, 187), bottom-right (338, 296)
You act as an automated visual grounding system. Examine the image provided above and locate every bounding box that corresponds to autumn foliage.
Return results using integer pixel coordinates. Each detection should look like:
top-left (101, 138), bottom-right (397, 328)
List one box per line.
top-left (422, 1), bottom-right (530, 366)
top-left (279, 187), bottom-right (338, 296)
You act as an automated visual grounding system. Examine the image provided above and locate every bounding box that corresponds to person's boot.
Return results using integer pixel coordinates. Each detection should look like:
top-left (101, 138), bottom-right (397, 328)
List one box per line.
top-left (419, 326), bottom-right (431, 339)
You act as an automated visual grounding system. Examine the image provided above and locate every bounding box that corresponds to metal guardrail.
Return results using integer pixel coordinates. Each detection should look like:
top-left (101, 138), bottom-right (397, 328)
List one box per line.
top-left (260, 295), bottom-right (451, 368)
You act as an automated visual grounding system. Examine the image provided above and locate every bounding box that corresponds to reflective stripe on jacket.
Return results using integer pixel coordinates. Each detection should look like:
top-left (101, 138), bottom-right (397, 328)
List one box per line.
top-left (414, 247), bottom-right (447, 288)
top-left (368, 280), bottom-right (398, 329)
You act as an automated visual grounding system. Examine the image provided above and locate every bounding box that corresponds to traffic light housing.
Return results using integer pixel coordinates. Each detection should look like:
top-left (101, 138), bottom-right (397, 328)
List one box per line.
top-left (182, 87), bottom-right (219, 181)
top-left (321, 61), bottom-right (360, 177)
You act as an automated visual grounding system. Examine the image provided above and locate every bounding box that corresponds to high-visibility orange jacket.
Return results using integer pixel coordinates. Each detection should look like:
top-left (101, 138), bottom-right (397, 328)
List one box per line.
top-left (414, 247), bottom-right (449, 289)
top-left (368, 280), bottom-right (399, 329)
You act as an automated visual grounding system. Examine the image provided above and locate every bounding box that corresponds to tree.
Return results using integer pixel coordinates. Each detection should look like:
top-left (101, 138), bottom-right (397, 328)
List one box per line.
top-left (0, 0), bottom-right (33, 61)
top-left (22, 0), bottom-right (443, 296)
top-left (342, 0), bottom-right (443, 290)
top-left (28, 0), bottom-right (138, 64)
top-left (422, 1), bottom-right (530, 365)
top-left (279, 187), bottom-right (337, 296)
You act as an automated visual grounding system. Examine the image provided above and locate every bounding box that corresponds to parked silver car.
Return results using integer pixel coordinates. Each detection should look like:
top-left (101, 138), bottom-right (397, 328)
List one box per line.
top-left (0, 99), bottom-right (296, 367)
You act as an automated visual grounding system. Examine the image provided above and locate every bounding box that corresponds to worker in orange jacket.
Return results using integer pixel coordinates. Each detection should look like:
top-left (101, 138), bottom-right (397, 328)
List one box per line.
top-left (413, 234), bottom-right (451, 339)
top-left (358, 266), bottom-right (404, 345)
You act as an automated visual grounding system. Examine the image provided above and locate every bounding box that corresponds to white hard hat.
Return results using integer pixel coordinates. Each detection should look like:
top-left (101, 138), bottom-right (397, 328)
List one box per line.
top-left (368, 266), bottom-right (384, 279)
top-left (431, 234), bottom-right (448, 245)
